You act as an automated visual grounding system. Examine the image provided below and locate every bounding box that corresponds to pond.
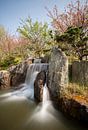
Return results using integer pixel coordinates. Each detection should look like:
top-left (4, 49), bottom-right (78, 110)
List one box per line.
top-left (0, 90), bottom-right (87, 130)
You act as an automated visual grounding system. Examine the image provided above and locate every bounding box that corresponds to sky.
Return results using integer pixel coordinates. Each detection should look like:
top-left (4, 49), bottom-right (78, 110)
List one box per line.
top-left (0, 0), bottom-right (84, 35)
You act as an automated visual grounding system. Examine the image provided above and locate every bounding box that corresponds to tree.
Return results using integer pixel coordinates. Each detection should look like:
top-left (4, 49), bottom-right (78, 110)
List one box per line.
top-left (55, 26), bottom-right (88, 60)
top-left (46, 0), bottom-right (88, 34)
top-left (46, 0), bottom-right (88, 60)
top-left (17, 17), bottom-right (53, 57)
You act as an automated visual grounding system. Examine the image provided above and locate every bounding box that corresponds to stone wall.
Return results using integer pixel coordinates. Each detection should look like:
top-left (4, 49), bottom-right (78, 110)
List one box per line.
top-left (48, 47), bottom-right (68, 101)
top-left (72, 61), bottom-right (88, 86)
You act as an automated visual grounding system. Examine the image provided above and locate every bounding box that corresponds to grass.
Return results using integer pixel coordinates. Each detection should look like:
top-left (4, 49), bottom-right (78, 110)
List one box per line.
top-left (67, 83), bottom-right (88, 96)
top-left (64, 83), bottom-right (88, 105)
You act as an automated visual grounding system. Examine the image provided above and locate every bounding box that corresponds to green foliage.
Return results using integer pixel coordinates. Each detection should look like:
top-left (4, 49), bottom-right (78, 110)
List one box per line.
top-left (0, 28), bottom-right (30, 70)
top-left (0, 55), bottom-right (22, 70)
top-left (14, 57), bottom-right (22, 64)
top-left (17, 17), bottom-right (53, 57)
top-left (0, 56), bottom-right (14, 69)
top-left (55, 26), bottom-right (88, 60)
top-left (47, 0), bottom-right (88, 60)
top-left (67, 83), bottom-right (88, 98)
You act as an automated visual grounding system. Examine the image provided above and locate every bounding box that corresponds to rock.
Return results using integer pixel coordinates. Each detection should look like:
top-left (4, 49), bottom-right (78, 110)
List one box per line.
top-left (33, 58), bottom-right (41, 63)
top-left (0, 70), bottom-right (10, 89)
top-left (26, 57), bottom-right (34, 64)
top-left (59, 96), bottom-right (88, 122)
top-left (9, 60), bottom-right (29, 87)
top-left (40, 56), bottom-right (49, 63)
top-left (34, 71), bottom-right (46, 101)
top-left (72, 61), bottom-right (88, 86)
top-left (48, 47), bottom-right (68, 101)
top-left (0, 57), bottom-right (33, 89)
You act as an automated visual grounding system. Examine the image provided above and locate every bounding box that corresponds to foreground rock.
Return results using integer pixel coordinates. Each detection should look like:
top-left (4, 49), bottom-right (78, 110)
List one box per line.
top-left (48, 47), bottom-right (68, 101)
top-left (59, 95), bottom-right (88, 122)
top-left (48, 47), bottom-right (88, 123)
top-left (9, 58), bottom-right (33, 88)
top-left (34, 71), bottom-right (46, 101)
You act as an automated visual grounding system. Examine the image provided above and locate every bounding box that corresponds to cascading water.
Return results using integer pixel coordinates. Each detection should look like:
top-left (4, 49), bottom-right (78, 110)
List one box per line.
top-left (25, 63), bottom-right (48, 85)
top-left (43, 84), bottom-right (49, 103)
top-left (42, 83), bottom-right (50, 111)
top-left (27, 83), bottom-right (60, 128)
top-left (12, 63), bottom-right (48, 99)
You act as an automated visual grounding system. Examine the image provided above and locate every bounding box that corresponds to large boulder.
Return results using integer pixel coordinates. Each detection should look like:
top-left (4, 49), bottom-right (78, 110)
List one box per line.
top-left (48, 47), bottom-right (68, 101)
top-left (34, 71), bottom-right (46, 101)
top-left (9, 60), bottom-right (30, 87)
top-left (60, 95), bottom-right (88, 122)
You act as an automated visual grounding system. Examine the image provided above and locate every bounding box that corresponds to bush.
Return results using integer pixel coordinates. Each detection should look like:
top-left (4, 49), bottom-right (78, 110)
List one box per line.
top-left (0, 56), bottom-right (22, 70)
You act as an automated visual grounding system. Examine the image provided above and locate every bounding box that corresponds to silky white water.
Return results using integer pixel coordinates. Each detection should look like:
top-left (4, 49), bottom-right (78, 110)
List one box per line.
top-left (18, 63), bottom-right (48, 99)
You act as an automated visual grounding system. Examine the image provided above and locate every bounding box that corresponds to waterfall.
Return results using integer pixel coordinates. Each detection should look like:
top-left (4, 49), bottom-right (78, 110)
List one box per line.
top-left (43, 84), bottom-right (50, 105)
top-left (40, 83), bottom-right (50, 113)
top-left (28, 84), bottom-right (52, 124)
top-left (25, 63), bottom-right (48, 85)
top-left (12, 63), bottom-right (48, 99)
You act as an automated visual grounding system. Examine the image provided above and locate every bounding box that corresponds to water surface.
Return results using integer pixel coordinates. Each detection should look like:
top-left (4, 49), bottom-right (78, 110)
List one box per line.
top-left (0, 90), bottom-right (88, 130)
